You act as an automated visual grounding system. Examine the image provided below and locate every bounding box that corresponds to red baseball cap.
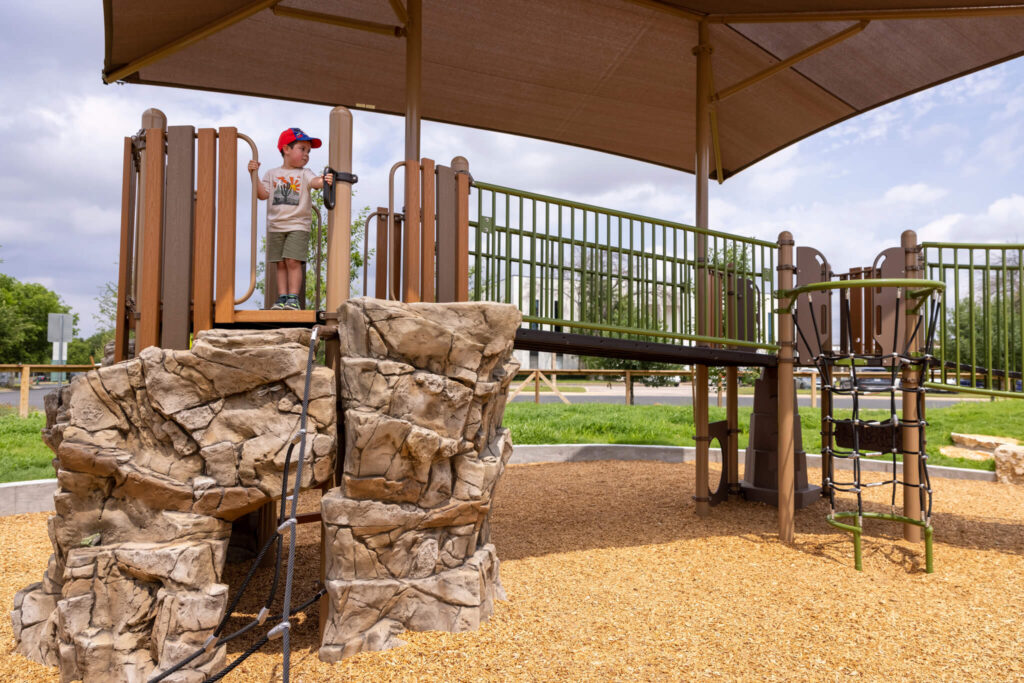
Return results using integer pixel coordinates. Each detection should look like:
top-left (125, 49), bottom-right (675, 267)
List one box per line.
top-left (277, 127), bottom-right (322, 151)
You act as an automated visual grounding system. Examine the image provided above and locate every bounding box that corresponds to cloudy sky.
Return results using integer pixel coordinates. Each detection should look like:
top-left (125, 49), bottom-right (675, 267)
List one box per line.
top-left (2, 3), bottom-right (1023, 337)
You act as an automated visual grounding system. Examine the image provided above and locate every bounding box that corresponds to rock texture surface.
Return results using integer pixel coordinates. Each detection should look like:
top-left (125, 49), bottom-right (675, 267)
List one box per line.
top-left (994, 444), bottom-right (1024, 485)
top-left (940, 432), bottom-right (1020, 463)
top-left (11, 328), bottom-right (336, 682)
top-left (319, 298), bottom-right (520, 662)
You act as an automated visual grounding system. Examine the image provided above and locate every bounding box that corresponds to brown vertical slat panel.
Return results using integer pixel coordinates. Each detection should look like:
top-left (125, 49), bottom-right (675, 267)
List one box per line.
top-left (850, 267), bottom-right (864, 354)
top-left (454, 171), bottom-right (470, 301)
top-left (215, 127), bottom-right (238, 323)
top-left (161, 126), bottom-right (195, 349)
top-left (435, 166), bottom-right (456, 302)
top-left (402, 161), bottom-right (421, 302)
top-left (192, 129), bottom-right (217, 334)
top-left (374, 206), bottom-right (389, 299)
top-left (137, 128), bottom-right (165, 352)
top-left (264, 262), bottom-right (279, 308)
top-left (115, 137), bottom-right (137, 361)
top-left (420, 158), bottom-right (436, 302)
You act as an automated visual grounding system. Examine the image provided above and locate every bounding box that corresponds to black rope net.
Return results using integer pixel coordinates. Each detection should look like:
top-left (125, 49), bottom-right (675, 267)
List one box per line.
top-left (795, 288), bottom-right (941, 533)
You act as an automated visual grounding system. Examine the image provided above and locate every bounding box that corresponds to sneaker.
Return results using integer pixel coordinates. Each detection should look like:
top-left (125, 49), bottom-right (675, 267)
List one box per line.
top-left (282, 296), bottom-right (301, 311)
top-left (270, 295), bottom-right (288, 310)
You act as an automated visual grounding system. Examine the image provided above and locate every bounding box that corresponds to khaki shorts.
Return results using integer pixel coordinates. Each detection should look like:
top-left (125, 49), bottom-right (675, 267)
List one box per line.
top-left (267, 230), bottom-right (309, 263)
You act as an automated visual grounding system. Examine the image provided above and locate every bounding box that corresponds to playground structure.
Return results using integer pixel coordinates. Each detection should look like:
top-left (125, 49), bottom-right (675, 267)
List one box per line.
top-left (100, 0), bottom-right (1024, 554)
top-left (17, 2), bottom-right (1024, 680)
top-left (109, 104), bottom-right (1024, 563)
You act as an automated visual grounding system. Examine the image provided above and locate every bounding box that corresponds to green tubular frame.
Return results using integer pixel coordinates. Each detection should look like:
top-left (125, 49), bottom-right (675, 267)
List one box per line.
top-left (470, 181), bottom-right (777, 350)
top-left (777, 278), bottom-right (946, 313)
top-left (827, 512), bottom-right (934, 573)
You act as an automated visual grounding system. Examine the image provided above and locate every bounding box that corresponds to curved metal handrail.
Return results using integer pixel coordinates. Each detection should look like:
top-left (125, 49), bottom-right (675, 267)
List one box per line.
top-left (234, 132), bottom-right (260, 305)
top-left (776, 278), bottom-right (945, 313)
top-left (387, 161), bottom-right (409, 301)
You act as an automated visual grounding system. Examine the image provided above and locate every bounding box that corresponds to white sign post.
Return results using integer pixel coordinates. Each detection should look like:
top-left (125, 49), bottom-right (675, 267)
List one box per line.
top-left (47, 313), bottom-right (73, 388)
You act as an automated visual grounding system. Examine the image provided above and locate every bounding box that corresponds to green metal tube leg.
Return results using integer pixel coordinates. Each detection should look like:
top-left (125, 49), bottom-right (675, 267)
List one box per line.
top-left (853, 529), bottom-right (862, 571)
top-left (925, 525), bottom-right (934, 574)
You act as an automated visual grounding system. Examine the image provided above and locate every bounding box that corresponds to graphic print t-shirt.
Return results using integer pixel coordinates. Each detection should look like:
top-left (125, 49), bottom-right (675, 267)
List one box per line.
top-left (260, 166), bottom-right (318, 232)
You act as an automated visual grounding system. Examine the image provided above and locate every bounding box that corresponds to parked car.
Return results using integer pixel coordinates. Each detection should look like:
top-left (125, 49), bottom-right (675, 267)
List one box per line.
top-left (837, 372), bottom-right (892, 392)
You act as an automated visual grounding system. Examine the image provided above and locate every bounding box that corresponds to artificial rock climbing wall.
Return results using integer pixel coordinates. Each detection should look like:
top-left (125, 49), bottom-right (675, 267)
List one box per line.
top-left (11, 329), bottom-right (336, 682)
top-left (10, 300), bottom-right (522, 680)
top-left (319, 298), bottom-right (520, 661)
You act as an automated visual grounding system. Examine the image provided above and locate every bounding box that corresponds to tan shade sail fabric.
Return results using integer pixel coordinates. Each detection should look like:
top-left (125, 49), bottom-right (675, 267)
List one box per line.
top-left (104, 0), bottom-right (1024, 177)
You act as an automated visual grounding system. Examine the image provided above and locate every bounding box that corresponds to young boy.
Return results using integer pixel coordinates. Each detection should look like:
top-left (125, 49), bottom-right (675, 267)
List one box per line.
top-left (248, 127), bottom-right (332, 310)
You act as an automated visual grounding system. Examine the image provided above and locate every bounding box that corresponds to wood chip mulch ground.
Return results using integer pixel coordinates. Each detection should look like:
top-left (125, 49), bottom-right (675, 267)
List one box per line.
top-left (2, 460), bottom-right (1022, 682)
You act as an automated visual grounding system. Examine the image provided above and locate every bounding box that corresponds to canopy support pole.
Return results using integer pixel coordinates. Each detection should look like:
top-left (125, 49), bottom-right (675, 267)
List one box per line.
top-left (402, 0), bottom-right (422, 302)
top-left (405, 0), bottom-right (421, 161)
top-left (693, 21), bottom-right (711, 518)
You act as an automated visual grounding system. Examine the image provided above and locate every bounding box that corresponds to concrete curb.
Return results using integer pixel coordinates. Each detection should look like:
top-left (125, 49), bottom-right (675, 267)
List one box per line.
top-left (0, 479), bottom-right (59, 516)
top-left (512, 444), bottom-right (998, 482)
top-left (0, 446), bottom-right (996, 517)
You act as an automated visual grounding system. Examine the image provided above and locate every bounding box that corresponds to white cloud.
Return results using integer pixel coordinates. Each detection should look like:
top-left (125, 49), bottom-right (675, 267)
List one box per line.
top-left (883, 183), bottom-right (947, 204)
top-left (915, 194), bottom-right (1024, 244)
top-left (744, 144), bottom-right (803, 196)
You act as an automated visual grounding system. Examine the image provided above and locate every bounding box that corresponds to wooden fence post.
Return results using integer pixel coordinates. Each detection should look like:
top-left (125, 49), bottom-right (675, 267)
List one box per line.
top-left (19, 366), bottom-right (31, 418)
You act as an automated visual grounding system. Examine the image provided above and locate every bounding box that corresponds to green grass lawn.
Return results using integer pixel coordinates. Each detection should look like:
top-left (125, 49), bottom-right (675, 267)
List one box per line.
top-left (0, 406), bottom-right (54, 483)
top-left (3, 397), bottom-right (1019, 484)
top-left (504, 399), bottom-right (1024, 471)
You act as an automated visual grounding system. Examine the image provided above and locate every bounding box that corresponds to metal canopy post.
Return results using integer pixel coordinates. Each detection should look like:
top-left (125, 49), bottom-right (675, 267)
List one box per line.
top-left (403, 0), bottom-right (422, 302)
top-left (693, 21), bottom-right (711, 518)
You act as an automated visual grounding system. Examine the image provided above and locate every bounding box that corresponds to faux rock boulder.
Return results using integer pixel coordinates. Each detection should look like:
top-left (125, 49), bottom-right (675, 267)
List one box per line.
top-left (12, 328), bottom-right (336, 682)
top-left (319, 298), bottom-right (520, 661)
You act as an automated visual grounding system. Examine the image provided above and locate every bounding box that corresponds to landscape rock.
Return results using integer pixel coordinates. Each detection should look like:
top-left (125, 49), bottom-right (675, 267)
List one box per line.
top-left (994, 444), bottom-right (1024, 485)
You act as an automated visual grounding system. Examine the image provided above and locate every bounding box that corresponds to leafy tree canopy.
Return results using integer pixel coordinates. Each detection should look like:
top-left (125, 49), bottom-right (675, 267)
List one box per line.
top-left (0, 272), bottom-right (75, 363)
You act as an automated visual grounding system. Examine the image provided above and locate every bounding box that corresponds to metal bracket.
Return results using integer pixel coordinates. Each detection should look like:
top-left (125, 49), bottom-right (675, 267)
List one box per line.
top-left (268, 621), bottom-right (290, 640)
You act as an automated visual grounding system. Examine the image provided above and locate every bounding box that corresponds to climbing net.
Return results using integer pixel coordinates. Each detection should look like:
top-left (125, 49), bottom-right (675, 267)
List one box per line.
top-left (791, 282), bottom-right (942, 572)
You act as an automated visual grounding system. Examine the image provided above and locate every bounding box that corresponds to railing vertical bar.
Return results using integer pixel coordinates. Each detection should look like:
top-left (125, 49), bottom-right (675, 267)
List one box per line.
top-left (969, 249), bottom-right (976, 389)
top-left (985, 249), bottom-right (992, 389)
top-left (622, 219), bottom-right (630, 327)
top-left (532, 197), bottom-right (540, 325)
top-left (607, 215), bottom-right (614, 333)
top-left (1003, 248), bottom-right (1009, 390)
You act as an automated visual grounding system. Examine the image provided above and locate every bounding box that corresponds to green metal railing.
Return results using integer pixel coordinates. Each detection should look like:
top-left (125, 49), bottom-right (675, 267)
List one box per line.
top-left (922, 242), bottom-right (1024, 396)
top-left (470, 181), bottom-right (779, 351)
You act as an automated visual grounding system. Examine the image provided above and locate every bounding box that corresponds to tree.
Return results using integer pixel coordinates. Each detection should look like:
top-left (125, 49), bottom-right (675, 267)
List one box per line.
top-left (256, 188), bottom-right (371, 306)
top-left (67, 330), bottom-right (114, 365)
top-left (0, 273), bottom-right (75, 363)
top-left (94, 279), bottom-right (118, 333)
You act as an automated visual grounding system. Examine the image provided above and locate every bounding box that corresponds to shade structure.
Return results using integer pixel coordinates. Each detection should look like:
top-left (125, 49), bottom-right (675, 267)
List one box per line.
top-left (104, 1), bottom-right (1024, 178)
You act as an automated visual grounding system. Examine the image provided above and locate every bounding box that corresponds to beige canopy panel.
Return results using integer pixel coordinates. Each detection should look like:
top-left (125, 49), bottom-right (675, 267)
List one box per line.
top-left (103, 0), bottom-right (1024, 178)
